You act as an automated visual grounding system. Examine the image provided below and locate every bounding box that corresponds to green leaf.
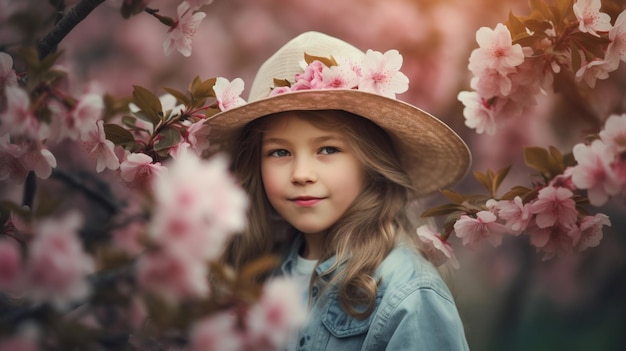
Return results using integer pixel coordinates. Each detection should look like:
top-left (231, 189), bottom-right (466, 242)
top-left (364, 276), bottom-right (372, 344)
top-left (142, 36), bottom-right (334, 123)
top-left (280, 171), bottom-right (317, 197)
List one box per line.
top-left (273, 78), bottom-right (291, 87)
top-left (191, 77), bottom-right (217, 100)
top-left (421, 203), bottom-right (466, 218)
top-left (163, 87), bottom-right (191, 106)
top-left (529, 0), bottom-right (553, 22)
top-left (523, 18), bottom-right (552, 33)
top-left (132, 85), bottom-right (162, 126)
top-left (441, 189), bottom-right (465, 204)
top-left (500, 186), bottom-right (532, 201)
top-left (104, 123), bottom-right (136, 146)
top-left (524, 146), bottom-right (555, 177)
top-left (153, 127), bottom-right (182, 151)
top-left (493, 165), bottom-right (512, 195)
top-left (304, 52), bottom-right (337, 67)
top-left (506, 11), bottom-right (526, 36)
top-left (473, 170), bottom-right (492, 193)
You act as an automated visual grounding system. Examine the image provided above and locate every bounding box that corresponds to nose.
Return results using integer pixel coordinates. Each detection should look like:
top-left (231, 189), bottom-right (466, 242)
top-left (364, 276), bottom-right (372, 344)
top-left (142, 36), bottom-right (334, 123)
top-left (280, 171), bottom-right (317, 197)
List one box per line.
top-left (291, 155), bottom-right (316, 185)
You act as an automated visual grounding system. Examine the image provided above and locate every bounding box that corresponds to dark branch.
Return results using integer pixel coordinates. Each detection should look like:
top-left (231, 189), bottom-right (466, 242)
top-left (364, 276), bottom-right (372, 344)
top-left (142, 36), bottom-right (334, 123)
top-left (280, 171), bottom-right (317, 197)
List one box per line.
top-left (37, 0), bottom-right (107, 59)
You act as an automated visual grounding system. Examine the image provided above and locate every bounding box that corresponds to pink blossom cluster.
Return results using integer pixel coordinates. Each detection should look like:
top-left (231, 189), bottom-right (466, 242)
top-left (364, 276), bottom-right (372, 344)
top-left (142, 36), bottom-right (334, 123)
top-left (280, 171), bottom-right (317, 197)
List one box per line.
top-left (269, 49), bottom-right (409, 99)
top-left (189, 277), bottom-right (306, 351)
top-left (0, 212), bottom-right (95, 310)
top-left (458, 1), bottom-right (626, 135)
top-left (136, 148), bottom-right (248, 303)
top-left (570, 113), bottom-right (626, 206)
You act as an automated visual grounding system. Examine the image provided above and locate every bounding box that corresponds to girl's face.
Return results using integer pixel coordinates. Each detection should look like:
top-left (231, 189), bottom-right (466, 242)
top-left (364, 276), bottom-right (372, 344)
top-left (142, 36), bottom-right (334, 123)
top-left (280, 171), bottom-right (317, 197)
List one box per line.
top-left (260, 112), bottom-right (366, 237)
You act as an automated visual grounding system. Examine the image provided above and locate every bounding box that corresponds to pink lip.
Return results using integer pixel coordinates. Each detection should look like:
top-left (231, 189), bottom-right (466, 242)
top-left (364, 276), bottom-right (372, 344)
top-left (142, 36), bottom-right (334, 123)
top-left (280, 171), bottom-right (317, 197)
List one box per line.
top-left (291, 196), bottom-right (323, 207)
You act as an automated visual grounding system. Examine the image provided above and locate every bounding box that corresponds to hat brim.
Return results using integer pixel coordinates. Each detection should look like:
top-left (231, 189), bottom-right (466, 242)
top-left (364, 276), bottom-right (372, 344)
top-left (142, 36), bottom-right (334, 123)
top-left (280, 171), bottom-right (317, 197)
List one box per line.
top-left (207, 89), bottom-right (471, 197)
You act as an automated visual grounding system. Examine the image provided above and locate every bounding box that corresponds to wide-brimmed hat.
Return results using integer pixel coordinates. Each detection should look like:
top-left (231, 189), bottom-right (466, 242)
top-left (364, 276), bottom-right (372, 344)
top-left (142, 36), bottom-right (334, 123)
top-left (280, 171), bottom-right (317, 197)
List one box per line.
top-left (207, 31), bottom-right (471, 197)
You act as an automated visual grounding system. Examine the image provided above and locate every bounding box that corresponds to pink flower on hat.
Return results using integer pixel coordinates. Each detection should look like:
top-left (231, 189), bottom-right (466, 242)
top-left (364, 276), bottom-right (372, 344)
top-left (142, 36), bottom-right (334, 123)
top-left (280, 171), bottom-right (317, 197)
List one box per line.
top-left (358, 49), bottom-right (409, 98)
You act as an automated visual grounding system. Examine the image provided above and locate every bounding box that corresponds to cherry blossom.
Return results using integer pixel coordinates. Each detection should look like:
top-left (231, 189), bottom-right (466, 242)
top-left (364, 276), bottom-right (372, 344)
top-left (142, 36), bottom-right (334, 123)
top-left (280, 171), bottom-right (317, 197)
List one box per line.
top-left (186, 0), bottom-right (214, 11)
top-left (149, 150), bottom-right (248, 261)
top-left (575, 58), bottom-right (613, 88)
top-left (0, 239), bottom-right (22, 292)
top-left (468, 23), bottom-right (524, 77)
top-left (573, 0), bottom-right (612, 37)
top-left (289, 60), bottom-right (325, 92)
top-left (14, 139), bottom-right (57, 180)
top-left (454, 210), bottom-right (508, 247)
top-left (0, 333), bottom-right (39, 351)
top-left (606, 10), bottom-right (626, 68)
top-left (23, 211), bottom-right (95, 310)
top-left (0, 52), bottom-right (18, 87)
top-left (0, 86), bottom-right (44, 139)
top-left (526, 222), bottom-right (579, 260)
top-left (65, 93), bottom-right (104, 141)
top-left (571, 140), bottom-right (621, 206)
top-left (163, 1), bottom-right (206, 57)
top-left (416, 225), bottom-right (460, 269)
top-left (320, 62), bottom-right (360, 89)
top-left (213, 77), bottom-right (246, 111)
top-left (119, 152), bottom-right (166, 188)
top-left (190, 312), bottom-right (244, 351)
top-left (528, 186), bottom-right (578, 228)
top-left (0, 135), bottom-right (28, 182)
top-left (136, 248), bottom-right (209, 303)
top-left (184, 118), bottom-right (212, 155)
top-left (599, 113), bottom-right (626, 153)
top-left (493, 196), bottom-right (531, 234)
top-left (358, 49), bottom-right (409, 98)
top-left (577, 213), bottom-right (611, 251)
top-left (457, 90), bottom-right (497, 135)
top-left (246, 277), bottom-right (307, 349)
top-left (81, 120), bottom-right (120, 173)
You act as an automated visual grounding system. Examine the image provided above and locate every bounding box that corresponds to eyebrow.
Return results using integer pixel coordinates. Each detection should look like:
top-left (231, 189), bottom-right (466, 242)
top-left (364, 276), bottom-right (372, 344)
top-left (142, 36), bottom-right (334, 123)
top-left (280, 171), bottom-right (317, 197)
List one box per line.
top-left (262, 135), bottom-right (345, 145)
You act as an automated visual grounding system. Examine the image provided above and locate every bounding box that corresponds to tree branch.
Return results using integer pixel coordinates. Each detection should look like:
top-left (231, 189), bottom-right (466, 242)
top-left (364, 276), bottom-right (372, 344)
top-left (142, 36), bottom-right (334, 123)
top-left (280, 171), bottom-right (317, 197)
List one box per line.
top-left (37, 0), bottom-right (107, 59)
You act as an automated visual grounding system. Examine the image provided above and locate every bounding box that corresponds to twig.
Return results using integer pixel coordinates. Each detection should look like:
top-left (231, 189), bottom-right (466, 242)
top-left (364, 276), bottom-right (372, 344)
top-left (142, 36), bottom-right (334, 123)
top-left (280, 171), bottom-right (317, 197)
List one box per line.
top-left (51, 169), bottom-right (119, 215)
top-left (36, 0), bottom-right (107, 59)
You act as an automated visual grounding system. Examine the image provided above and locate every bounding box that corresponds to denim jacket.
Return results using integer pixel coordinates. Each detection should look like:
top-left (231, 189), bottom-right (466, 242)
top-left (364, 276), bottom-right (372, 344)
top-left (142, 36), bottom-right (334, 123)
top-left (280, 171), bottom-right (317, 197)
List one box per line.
top-left (280, 239), bottom-right (470, 351)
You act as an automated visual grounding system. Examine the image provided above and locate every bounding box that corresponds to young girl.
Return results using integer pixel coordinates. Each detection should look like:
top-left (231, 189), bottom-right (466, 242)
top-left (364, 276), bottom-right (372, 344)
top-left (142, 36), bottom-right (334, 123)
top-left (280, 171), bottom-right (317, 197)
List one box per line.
top-left (209, 31), bottom-right (471, 350)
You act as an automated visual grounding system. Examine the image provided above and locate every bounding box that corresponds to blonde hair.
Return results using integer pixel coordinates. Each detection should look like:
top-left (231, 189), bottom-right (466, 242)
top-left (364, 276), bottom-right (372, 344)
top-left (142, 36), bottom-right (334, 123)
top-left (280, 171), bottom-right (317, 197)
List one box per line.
top-left (223, 110), bottom-right (422, 319)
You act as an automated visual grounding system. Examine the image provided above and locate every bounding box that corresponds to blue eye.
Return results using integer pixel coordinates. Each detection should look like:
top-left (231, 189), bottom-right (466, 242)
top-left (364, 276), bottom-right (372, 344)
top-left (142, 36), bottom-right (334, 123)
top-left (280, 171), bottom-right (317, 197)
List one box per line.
top-left (269, 149), bottom-right (290, 157)
top-left (319, 146), bottom-right (339, 155)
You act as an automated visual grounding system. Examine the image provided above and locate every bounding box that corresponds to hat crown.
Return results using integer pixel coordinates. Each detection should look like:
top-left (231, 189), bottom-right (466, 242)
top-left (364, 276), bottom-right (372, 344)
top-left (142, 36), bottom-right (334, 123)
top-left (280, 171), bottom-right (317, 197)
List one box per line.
top-left (248, 31), bottom-right (365, 102)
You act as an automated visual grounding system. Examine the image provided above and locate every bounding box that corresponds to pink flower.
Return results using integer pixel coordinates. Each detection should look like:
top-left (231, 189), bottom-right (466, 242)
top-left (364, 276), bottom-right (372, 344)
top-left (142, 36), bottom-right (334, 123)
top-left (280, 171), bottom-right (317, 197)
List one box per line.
top-left (0, 135), bottom-right (28, 182)
top-left (469, 23), bottom-right (525, 77)
top-left (184, 118), bottom-right (212, 155)
top-left (416, 225), bottom-right (459, 269)
top-left (290, 60), bottom-right (325, 91)
top-left (528, 186), bottom-right (578, 228)
top-left (186, 0), bottom-right (214, 11)
top-left (0, 239), bottom-right (22, 292)
top-left (190, 312), bottom-right (244, 351)
top-left (136, 248), bottom-right (209, 303)
top-left (575, 58), bottom-right (613, 88)
top-left (66, 93), bottom-right (104, 141)
top-left (526, 222), bottom-right (579, 260)
top-left (358, 49), bottom-right (409, 98)
top-left (119, 152), bottom-right (166, 188)
top-left (163, 2), bottom-right (206, 57)
top-left (571, 140), bottom-right (621, 206)
top-left (24, 211), bottom-right (95, 310)
top-left (13, 139), bottom-right (57, 179)
top-left (81, 120), bottom-right (120, 173)
top-left (0, 86), bottom-right (43, 139)
top-left (213, 77), bottom-right (246, 111)
top-left (493, 196), bottom-right (531, 234)
top-left (606, 10), bottom-right (626, 68)
top-left (0, 52), bottom-right (18, 87)
top-left (577, 213), bottom-right (611, 251)
top-left (457, 91), bottom-right (497, 135)
top-left (573, 0), bottom-right (612, 37)
top-left (149, 150), bottom-right (248, 261)
top-left (246, 278), bottom-right (307, 349)
top-left (320, 61), bottom-right (360, 89)
top-left (599, 113), bottom-right (626, 153)
top-left (454, 210), bottom-right (508, 247)
top-left (0, 333), bottom-right (39, 351)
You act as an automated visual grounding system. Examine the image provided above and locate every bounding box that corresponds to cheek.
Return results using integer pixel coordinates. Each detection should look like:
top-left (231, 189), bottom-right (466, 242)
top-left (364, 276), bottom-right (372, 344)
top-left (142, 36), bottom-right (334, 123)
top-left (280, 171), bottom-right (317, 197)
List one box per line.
top-left (261, 163), bottom-right (282, 201)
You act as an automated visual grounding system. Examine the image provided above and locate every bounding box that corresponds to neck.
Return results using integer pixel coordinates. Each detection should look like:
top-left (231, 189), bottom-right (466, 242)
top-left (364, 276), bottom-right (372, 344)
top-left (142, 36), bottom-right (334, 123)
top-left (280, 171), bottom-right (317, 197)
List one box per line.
top-left (301, 231), bottom-right (328, 260)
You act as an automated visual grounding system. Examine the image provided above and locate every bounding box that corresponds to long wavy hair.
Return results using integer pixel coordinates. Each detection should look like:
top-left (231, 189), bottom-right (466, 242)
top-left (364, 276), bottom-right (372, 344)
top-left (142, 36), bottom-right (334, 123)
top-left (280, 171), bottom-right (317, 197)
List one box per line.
top-left (222, 110), bottom-right (422, 319)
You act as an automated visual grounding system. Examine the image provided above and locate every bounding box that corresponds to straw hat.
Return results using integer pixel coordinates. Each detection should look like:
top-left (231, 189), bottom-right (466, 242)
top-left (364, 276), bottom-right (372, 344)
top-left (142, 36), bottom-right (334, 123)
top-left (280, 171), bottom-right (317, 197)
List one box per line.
top-left (208, 31), bottom-right (471, 197)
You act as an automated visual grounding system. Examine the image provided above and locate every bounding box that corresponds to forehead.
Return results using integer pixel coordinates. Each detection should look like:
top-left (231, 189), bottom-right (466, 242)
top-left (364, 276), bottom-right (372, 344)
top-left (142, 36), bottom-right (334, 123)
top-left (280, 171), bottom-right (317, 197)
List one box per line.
top-left (261, 111), bottom-right (345, 139)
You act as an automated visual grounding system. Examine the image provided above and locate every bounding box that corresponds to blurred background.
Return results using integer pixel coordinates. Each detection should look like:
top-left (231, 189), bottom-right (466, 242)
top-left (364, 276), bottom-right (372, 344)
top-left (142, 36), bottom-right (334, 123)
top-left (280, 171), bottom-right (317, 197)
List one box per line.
top-left (1, 0), bottom-right (625, 350)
